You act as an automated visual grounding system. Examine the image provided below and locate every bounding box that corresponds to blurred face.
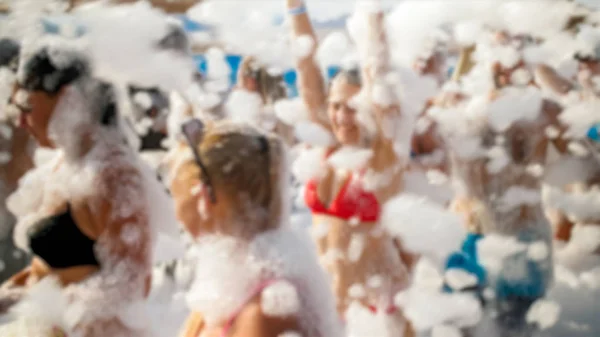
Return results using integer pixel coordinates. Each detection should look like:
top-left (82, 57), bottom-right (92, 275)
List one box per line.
top-left (328, 77), bottom-right (362, 146)
top-left (10, 85), bottom-right (62, 148)
top-left (242, 75), bottom-right (259, 92)
top-left (162, 145), bottom-right (217, 238)
top-left (170, 169), bottom-right (205, 238)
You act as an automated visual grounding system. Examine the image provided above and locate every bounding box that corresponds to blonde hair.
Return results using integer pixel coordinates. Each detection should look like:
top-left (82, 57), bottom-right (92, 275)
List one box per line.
top-left (177, 121), bottom-right (286, 233)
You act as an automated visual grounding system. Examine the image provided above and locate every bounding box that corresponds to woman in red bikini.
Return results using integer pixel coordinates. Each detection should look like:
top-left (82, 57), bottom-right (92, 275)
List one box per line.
top-left (286, 1), bottom-right (415, 334)
top-left (163, 119), bottom-right (342, 337)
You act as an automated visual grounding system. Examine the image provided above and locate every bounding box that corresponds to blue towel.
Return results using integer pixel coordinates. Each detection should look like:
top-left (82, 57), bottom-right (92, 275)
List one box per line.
top-left (587, 123), bottom-right (600, 142)
top-left (444, 232), bottom-right (549, 300)
top-left (495, 256), bottom-right (548, 300)
top-left (443, 233), bottom-right (487, 293)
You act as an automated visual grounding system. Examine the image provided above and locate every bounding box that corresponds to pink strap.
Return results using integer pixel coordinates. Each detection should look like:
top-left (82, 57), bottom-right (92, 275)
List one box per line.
top-left (220, 279), bottom-right (285, 337)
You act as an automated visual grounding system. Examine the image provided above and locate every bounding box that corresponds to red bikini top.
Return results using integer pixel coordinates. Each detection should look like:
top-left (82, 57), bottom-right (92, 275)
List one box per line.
top-left (304, 174), bottom-right (381, 223)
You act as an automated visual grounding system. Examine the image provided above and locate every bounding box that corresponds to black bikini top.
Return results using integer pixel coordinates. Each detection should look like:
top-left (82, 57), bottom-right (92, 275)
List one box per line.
top-left (28, 205), bottom-right (99, 269)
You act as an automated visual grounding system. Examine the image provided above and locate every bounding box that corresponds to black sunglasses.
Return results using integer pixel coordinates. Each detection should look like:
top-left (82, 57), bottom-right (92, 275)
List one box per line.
top-left (181, 119), bottom-right (217, 204)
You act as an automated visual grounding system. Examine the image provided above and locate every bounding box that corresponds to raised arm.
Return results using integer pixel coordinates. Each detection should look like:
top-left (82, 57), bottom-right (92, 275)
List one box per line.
top-left (361, 9), bottom-right (400, 142)
top-left (356, 8), bottom-right (408, 202)
top-left (362, 9), bottom-right (393, 94)
top-left (286, 0), bottom-right (329, 129)
top-left (361, 8), bottom-right (402, 142)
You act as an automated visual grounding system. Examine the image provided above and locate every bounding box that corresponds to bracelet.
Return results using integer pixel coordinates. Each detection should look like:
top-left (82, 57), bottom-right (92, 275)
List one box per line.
top-left (289, 3), bottom-right (307, 16)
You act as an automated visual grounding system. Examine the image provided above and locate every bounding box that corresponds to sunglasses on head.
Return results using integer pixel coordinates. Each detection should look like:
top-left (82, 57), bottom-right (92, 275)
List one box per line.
top-left (181, 118), bottom-right (217, 204)
top-left (180, 119), bottom-right (272, 206)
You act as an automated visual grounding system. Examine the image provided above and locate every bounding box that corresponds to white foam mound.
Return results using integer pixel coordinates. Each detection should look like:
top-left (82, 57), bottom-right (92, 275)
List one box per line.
top-left (292, 147), bottom-right (327, 183)
top-left (476, 234), bottom-right (528, 275)
top-left (4, 277), bottom-right (70, 334)
top-left (487, 87), bottom-right (543, 132)
top-left (327, 147), bottom-right (373, 171)
top-left (395, 287), bottom-right (482, 331)
top-left (526, 299), bottom-right (562, 330)
top-left (381, 194), bottom-right (466, 261)
top-left (261, 280), bottom-right (301, 318)
top-left (73, 1), bottom-right (196, 92)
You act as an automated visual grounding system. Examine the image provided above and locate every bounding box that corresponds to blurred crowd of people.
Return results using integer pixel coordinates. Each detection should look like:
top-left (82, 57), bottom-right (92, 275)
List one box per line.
top-left (0, 0), bottom-right (599, 337)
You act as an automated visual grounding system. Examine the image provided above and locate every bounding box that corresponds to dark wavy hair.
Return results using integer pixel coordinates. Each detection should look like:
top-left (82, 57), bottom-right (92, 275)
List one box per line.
top-left (21, 47), bottom-right (118, 127)
top-left (19, 47), bottom-right (90, 95)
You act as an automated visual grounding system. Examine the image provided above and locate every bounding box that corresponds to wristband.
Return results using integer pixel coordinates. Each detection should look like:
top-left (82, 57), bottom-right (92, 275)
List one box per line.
top-left (289, 3), bottom-right (307, 16)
